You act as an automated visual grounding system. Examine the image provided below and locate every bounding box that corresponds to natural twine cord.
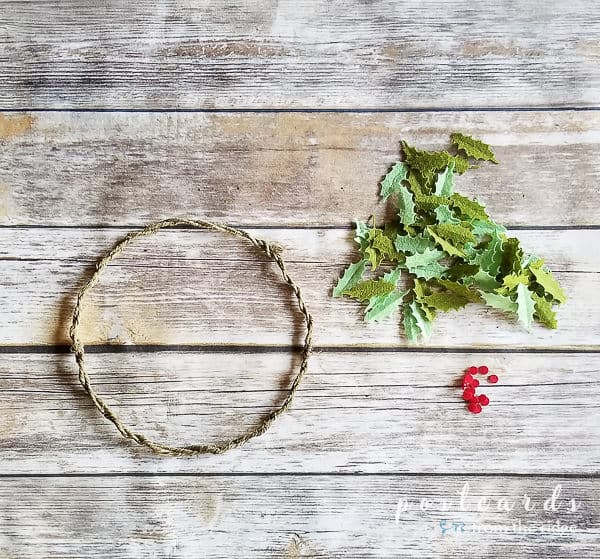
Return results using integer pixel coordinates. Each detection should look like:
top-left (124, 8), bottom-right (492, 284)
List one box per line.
top-left (69, 218), bottom-right (314, 457)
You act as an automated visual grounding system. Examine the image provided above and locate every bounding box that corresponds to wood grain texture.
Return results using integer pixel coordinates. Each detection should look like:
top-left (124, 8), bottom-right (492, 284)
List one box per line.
top-left (2, 1), bottom-right (600, 109)
top-left (1, 110), bottom-right (600, 226)
top-left (0, 475), bottom-right (597, 558)
top-left (1, 351), bottom-right (599, 474)
top-left (0, 227), bottom-right (596, 348)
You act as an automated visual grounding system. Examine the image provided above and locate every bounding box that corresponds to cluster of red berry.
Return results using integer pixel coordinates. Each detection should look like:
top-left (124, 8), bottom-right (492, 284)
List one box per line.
top-left (463, 365), bottom-right (498, 414)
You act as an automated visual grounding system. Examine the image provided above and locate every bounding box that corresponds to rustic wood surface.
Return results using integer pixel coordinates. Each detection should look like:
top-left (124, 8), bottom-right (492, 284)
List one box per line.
top-left (1, 1), bottom-right (599, 557)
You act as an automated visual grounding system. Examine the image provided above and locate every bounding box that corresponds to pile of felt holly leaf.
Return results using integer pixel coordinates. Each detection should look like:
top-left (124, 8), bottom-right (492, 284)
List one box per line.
top-left (332, 132), bottom-right (567, 342)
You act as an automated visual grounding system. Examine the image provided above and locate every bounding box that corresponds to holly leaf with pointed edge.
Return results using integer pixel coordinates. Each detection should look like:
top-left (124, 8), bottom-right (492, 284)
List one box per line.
top-left (451, 132), bottom-right (498, 163)
top-left (380, 162), bottom-right (409, 201)
top-left (500, 237), bottom-right (524, 276)
top-left (354, 220), bottom-right (371, 252)
top-left (502, 271), bottom-right (530, 291)
top-left (394, 233), bottom-right (436, 254)
top-left (333, 259), bottom-right (366, 298)
top-left (532, 293), bottom-right (558, 329)
top-left (363, 267), bottom-right (406, 322)
top-left (475, 232), bottom-right (504, 277)
top-left (450, 193), bottom-right (489, 221)
top-left (445, 263), bottom-right (480, 281)
top-left (414, 194), bottom-right (451, 212)
top-left (464, 270), bottom-right (502, 291)
top-left (434, 161), bottom-right (455, 197)
top-left (403, 301), bottom-right (433, 342)
top-left (404, 248), bottom-right (447, 280)
top-left (516, 283), bottom-right (536, 331)
top-left (480, 291), bottom-right (518, 314)
top-left (434, 204), bottom-right (460, 224)
top-left (343, 279), bottom-right (396, 302)
top-left (436, 279), bottom-right (483, 303)
top-left (423, 292), bottom-right (470, 312)
top-left (472, 219), bottom-right (506, 238)
top-left (396, 185), bottom-right (416, 226)
top-left (402, 141), bottom-right (453, 184)
top-left (529, 262), bottom-right (567, 304)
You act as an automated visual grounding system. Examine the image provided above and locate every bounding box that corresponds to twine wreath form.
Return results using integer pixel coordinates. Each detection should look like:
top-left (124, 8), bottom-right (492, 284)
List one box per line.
top-left (69, 218), bottom-right (314, 457)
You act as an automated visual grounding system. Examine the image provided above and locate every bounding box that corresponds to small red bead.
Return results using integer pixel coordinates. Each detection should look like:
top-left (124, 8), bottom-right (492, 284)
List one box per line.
top-left (488, 374), bottom-right (499, 384)
top-left (478, 365), bottom-right (489, 375)
top-left (462, 373), bottom-right (474, 389)
top-left (471, 378), bottom-right (480, 388)
top-left (468, 401), bottom-right (483, 414)
top-left (478, 394), bottom-right (490, 406)
top-left (463, 388), bottom-right (476, 400)
top-left (468, 366), bottom-right (478, 375)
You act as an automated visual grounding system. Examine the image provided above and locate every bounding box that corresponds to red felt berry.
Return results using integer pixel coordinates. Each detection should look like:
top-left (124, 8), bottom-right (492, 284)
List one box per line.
top-left (463, 387), bottom-right (476, 401)
top-left (468, 366), bottom-right (478, 375)
top-left (468, 401), bottom-right (483, 414)
top-left (488, 374), bottom-right (499, 384)
top-left (462, 373), bottom-right (474, 389)
top-left (478, 365), bottom-right (489, 375)
top-left (478, 394), bottom-right (490, 406)
top-left (471, 378), bottom-right (480, 388)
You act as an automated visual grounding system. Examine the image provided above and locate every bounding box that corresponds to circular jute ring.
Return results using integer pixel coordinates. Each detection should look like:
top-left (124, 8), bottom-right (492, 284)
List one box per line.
top-left (69, 218), bottom-right (314, 457)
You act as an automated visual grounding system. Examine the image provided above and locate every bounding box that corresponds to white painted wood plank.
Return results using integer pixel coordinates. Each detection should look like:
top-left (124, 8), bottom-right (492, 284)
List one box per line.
top-left (0, 228), bottom-right (596, 348)
top-left (1, 110), bottom-right (599, 226)
top-left (0, 475), bottom-right (597, 558)
top-left (2, 1), bottom-right (600, 109)
top-left (0, 351), bottom-right (598, 474)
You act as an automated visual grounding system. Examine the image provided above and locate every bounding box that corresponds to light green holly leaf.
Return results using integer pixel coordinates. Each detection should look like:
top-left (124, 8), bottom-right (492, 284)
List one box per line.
top-left (403, 304), bottom-right (420, 342)
top-left (397, 185), bottom-right (416, 226)
top-left (404, 248), bottom-right (447, 280)
top-left (465, 270), bottom-right (502, 291)
top-left (380, 162), bottom-right (409, 201)
top-left (434, 161), bottom-right (455, 197)
top-left (333, 260), bottom-right (366, 298)
top-left (343, 279), bottom-right (396, 302)
top-left (383, 266), bottom-right (403, 286)
top-left (480, 291), bottom-right (518, 314)
top-left (450, 132), bottom-right (498, 163)
top-left (450, 193), bottom-right (489, 221)
top-left (354, 220), bottom-right (371, 252)
top-left (407, 301), bottom-right (433, 340)
top-left (365, 290), bottom-right (407, 322)
top-left (502, 272), bottom-right (530, 291)
top-left (530, 265), bottom-right (567, 304)
top-left (476, 232), bottom-right (504, 277)
top-left (516, 283), bottom-right (536, 331)
top-left (472, 219), bottom-right (506, 238)
top-left (532, 293), bottom-right (558, 329)
top-left (434, 204), bottom-right (460, 224)
top-left (394, 233), bottom-right (436, 254)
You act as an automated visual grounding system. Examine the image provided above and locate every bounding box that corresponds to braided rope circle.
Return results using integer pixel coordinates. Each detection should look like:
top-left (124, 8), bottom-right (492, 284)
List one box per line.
top-left (69, 218), bottom-right (314, 457)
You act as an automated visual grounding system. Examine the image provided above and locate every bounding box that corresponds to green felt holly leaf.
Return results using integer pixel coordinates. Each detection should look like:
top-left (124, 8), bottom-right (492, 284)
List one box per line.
top-left (402, 141), bottom-right (453, 183)
top-left (529, 264), bottom-right (567, 304)
top-left (365, 291), bottom-right (406, 322)
top-left (333, 260), bottom-right (366, 298)
top-left (427, 224), bottom-right (465, 257)
top-left (333, 133), bottom-right (566, 341)
top-left (480, 291), bottom-right (518, 314)
top-left (403, 301), bottom-right (433, 341)
top-left (404, 248), bottom-right (447, 280)
top-left (500, 237), bottom-right (524, 276)
top-left (343, 279), bottom-right (396, 302)
top-left (434, 204), bottom-right (460, 224)
top-left (532, 293), bottom-right (558, 329)
top-left (450, 193), bottom-right (489, 221)
top-left (394, 233), bottom-right (436, 254)
top-left (380, 162), bottom-right (409, 201)
top-left (452, 155), bottom-right (471, 174)
top-left (434, 161), bottom-right (455, 197)
top-left (451, 132), bottom-right (498, 163)
top-left (502, 272), bottom-right (530, 291)
top-left (396, 185), bottom-right (416, 226)
top-left (516, 283), bottom-right (536, 331)
top-left (423, 292), bottom-right (470, 312)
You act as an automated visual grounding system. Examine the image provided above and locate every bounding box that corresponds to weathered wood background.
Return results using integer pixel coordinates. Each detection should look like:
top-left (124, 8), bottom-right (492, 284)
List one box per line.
top-left (1, 1), bottom-right (599, 557)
